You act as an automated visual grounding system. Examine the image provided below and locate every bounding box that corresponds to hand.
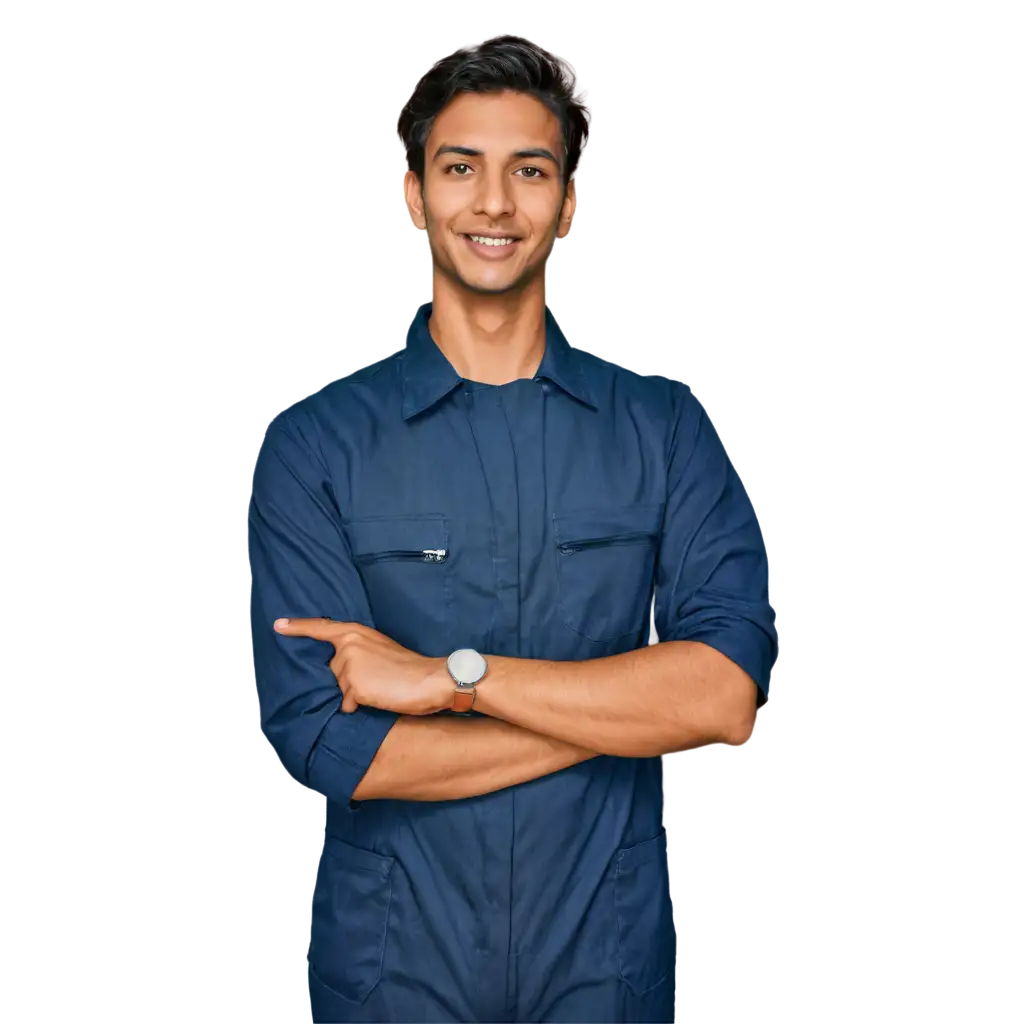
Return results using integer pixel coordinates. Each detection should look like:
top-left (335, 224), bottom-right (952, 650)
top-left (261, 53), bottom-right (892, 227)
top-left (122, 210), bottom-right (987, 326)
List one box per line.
top-left (273, 617), bottom-right (452, 715)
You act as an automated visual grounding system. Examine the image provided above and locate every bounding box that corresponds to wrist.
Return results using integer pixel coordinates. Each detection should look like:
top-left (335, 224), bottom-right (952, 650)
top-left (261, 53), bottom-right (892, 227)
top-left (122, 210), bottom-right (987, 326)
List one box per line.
top-left (430, 656), bottom-right (454, 711)
top-left (465, 654), bottom-right (504, 716)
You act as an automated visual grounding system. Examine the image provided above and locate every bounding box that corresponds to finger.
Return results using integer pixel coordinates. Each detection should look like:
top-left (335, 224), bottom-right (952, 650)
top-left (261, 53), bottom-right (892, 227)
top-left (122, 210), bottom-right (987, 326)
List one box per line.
top-left (341, 690), bottom-right (360, 714)
top-left (332, 621), bottom-right (369, 646)
top-left (274, 617), bottom-right (349, 640)
top-left (330, 651), bottom-right (344, 680)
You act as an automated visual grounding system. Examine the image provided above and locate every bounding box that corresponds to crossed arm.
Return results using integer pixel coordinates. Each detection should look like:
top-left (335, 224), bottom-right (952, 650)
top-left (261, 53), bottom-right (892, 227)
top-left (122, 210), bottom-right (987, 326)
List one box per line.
top-left (351, 713), bottom-right (597, 803)
top-left (351, 640), bottom-right (759, 803)
top-left (250, 393), bottom-right (777, 809)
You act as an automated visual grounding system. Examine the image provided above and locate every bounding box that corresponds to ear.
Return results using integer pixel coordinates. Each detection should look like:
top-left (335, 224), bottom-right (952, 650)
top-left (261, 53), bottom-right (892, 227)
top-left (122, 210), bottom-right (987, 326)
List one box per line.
top-left (556, 177), bottom-right (576, 239)
top-left (404, 169), bottom-right (427, 230)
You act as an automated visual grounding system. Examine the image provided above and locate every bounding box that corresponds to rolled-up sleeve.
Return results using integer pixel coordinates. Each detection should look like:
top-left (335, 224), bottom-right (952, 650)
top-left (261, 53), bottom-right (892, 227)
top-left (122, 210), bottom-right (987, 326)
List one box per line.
top-left (653, 383), bottom-right (779, 707)
top-left (248, 408), bottom-right (399, 805)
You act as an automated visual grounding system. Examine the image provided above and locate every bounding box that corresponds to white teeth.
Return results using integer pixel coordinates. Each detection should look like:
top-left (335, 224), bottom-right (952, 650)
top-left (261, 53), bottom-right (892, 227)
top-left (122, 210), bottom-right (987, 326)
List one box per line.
top-left (468, 235), bottom-right (516, 246)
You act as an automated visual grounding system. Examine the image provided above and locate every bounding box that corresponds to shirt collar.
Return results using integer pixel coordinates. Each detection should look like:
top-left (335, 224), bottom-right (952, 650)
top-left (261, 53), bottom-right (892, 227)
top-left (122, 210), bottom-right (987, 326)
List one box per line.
top-left (400, 301), bottom-right (597, 420)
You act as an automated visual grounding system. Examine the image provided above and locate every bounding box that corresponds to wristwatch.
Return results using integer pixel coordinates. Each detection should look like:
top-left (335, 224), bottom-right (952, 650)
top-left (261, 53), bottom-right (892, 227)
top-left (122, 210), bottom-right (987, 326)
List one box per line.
top-left (446, 648), bottom-right (488, 712)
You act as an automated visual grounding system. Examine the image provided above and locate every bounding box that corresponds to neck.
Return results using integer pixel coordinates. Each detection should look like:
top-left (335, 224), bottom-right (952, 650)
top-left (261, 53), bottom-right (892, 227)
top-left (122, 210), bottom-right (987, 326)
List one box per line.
top-left (427, 276), bottom-right (547, 385)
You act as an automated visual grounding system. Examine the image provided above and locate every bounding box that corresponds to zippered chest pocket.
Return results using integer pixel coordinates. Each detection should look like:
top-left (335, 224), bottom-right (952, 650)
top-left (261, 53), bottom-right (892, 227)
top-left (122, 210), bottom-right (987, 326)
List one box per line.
top-left (552, 502), bottom-right (664, 642)
top-left (345, 513), bottom-right (451, 654)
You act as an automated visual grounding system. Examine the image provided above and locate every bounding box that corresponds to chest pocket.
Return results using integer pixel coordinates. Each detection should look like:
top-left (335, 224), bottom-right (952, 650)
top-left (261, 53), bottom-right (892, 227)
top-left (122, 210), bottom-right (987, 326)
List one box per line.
top-left (552, 502), bottom-right (664, 642)
top-left (345, 513), bottom-right (451, 654)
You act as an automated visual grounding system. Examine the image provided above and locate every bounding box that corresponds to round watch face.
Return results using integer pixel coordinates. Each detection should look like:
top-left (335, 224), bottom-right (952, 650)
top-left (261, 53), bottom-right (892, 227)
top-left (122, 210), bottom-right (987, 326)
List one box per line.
top-left (448, 648), bottom-right (487, 685)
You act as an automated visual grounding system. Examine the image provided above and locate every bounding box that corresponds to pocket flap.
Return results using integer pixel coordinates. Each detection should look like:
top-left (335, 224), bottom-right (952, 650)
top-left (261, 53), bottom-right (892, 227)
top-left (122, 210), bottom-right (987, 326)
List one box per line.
top-left (345, 514), bottom-right (448, 558)
top-left (324, 834), bottom-right (395, 879)
top-left (553, 502), bottom-right (664, 547)
top-left (616, 826), bottom-right (668, 874)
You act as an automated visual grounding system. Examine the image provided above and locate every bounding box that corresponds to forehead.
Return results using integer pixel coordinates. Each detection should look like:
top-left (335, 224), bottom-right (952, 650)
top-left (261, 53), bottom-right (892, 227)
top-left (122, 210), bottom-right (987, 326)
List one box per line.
top-left (427, 90), bottom-right (562, 154)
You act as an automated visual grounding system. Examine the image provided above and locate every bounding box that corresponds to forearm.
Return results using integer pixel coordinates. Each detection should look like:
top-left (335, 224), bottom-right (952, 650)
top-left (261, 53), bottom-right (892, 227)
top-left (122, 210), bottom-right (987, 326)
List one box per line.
top-left (472, 640), bottom-right (752, 757)
top-left (351, 712), bottom-right (601, 802)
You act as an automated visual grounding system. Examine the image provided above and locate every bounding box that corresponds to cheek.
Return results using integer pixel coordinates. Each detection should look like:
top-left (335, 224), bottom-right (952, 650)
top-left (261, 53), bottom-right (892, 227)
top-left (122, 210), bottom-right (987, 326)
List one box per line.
top-left (423, 188), bottom-right (461, 224)
top-left (522, 209), bottom-right (561, 242)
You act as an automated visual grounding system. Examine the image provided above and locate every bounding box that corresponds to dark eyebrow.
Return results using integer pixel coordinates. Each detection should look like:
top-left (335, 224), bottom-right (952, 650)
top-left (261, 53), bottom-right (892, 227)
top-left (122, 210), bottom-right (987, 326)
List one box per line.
top-left (430, 145), bottom-right (481, 160)
top-left (516, 147), bottom-right (565, 168)
top-left (432, 144), bottom-right (562, 172)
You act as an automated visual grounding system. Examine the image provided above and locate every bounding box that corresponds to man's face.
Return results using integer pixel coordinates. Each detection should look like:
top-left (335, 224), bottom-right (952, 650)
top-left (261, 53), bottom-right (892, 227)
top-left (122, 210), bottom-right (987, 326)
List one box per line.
top-left (405, 90), bottom-right (575, 296)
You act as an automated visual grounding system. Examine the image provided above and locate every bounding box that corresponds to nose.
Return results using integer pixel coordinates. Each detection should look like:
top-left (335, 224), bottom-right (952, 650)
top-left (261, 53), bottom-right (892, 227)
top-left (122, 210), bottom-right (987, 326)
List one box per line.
top-left (473, 167), bottom-right (515, 221)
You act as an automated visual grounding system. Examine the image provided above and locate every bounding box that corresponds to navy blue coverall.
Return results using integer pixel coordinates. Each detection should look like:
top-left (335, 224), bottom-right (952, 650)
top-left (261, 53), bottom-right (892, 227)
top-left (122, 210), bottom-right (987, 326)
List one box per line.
top-left (248, 302), bottom-right (779, 1022)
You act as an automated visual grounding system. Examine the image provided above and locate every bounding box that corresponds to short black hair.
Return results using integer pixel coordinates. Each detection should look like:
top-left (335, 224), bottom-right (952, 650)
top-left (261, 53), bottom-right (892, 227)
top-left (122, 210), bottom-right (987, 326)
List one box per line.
top-left (397, 34), bottom-right (591, 198)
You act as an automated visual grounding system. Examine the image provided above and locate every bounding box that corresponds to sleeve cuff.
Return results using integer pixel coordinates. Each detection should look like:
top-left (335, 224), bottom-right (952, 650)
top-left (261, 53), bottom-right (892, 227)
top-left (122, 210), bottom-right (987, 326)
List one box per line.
top-left (307, 705), bottom-right (400, 806)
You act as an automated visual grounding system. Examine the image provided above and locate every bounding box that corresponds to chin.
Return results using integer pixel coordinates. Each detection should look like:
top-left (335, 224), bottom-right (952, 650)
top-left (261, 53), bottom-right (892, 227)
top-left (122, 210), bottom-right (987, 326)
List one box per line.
top-left (442, 263), bottom-right (521, 296)
top-left (463, 274), bottom-right (528, 297)
top-left (460, 283), bottom-right (518, 298)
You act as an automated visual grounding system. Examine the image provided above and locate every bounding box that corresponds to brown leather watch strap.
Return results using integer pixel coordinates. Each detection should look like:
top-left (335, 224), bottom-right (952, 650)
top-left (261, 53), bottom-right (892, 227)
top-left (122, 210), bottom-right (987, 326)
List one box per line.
top-left (451, 686), bottom-right (476, 712)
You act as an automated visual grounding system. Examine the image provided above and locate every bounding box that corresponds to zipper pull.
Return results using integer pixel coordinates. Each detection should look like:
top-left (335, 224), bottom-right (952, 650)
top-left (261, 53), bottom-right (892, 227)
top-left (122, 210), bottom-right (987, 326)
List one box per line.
top-left (423, 548), bottom-right (448, 562)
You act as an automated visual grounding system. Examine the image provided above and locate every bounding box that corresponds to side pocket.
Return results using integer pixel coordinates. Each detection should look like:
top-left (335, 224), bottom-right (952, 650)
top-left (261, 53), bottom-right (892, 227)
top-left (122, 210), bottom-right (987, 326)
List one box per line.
top-left (613, 826), bottom-right (676, 996)
top-left (308, 834), bottom-right (395, 1005)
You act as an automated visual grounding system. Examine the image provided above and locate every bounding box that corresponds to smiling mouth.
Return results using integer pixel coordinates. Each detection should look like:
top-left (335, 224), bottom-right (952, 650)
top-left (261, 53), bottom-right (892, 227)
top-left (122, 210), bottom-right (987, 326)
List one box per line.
top-left (463, 233), bottom-right (520, 245)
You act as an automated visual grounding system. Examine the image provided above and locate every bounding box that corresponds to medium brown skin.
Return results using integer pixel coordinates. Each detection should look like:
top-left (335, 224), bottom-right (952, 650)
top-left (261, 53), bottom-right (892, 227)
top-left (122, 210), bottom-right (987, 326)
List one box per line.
top-left (357, 715), bottom-right (599, 804)
top-left (403, 89), bottom-right (575, 385)
top-left (273, 615), bottom-right (602, 802)
top-left (273, 616), bottom-right (758, 800)
top-left (271, 90), bottom-right (758, 802)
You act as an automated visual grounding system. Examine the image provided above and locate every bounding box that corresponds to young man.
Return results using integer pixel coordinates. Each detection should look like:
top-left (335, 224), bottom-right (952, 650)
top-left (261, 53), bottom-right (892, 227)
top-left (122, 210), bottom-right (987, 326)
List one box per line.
top-left (248, 34), bottom-right (778, 1024)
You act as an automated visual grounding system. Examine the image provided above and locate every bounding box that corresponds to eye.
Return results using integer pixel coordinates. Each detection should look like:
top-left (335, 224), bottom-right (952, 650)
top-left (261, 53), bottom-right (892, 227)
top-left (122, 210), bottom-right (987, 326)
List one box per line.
top-left (516, 166), bottom-right (547, 179)
top-left (446, 163), bottom-right (471, 176)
